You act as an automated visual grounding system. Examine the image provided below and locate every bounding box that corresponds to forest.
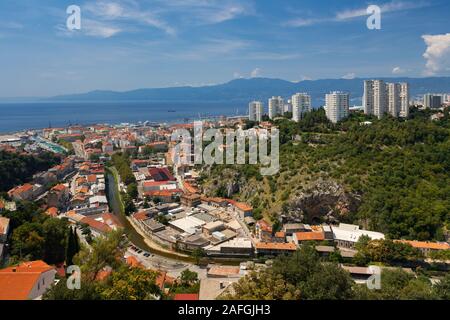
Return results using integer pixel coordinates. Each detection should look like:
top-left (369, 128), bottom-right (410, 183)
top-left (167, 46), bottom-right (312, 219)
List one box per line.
top-left (202, 107), bottom-right (450, 241)
top-left (0, 150), bottom-right (60, 192)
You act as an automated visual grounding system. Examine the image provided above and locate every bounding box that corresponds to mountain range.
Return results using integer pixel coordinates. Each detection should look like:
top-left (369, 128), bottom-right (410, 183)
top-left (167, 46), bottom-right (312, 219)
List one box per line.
top-left (30, 77), bottom-right (450, 107)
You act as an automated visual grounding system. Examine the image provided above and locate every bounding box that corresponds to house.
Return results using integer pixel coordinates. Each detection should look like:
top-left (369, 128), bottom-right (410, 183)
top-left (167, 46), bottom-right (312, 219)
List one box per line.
top-left (47, 184), bottom-right (70, 209)
top-left (331, 223), bottom-right (385, 249)
top-left (8, 183), bottom-right (35, 201)
top-left (282, 223), bottom-right (306, 236)
top-left (227, 200), bottom-right (253, 219)
top-left (292, 231), bottom-right (325, 245)
top-left (207, 265), bottom-right (241, 278)
top-left (0, 216), bottom-right (10, 243)
top-left (199, 278), bottom-right (239, 300)
top-left (205, 238), bottom-right (253, 257)
top-left (0, 260), bottom-right (57, 300)
top-left (180, 193), bottom-right (201, 207)
top-left (255, 219), bottom-right (273, 242)
top-left (395, 240), bottom-right (450, 256)
top-left (255, 242), bottom-right (297, 256)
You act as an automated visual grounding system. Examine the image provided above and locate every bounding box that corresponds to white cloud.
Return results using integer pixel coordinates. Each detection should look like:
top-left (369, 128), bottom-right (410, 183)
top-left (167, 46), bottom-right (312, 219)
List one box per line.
top-left (336, 1), bottom-right (428, 20)
top-left (285, 1), bottom-right (430, 27)
top-left (392, 66), bottom-right (405, 74)
top-left (233, 72), bottom-right (243, 79)
top-left (251, 68), bottom-right (261, 78)
top-left (342, 72), bottom-right (356, 79)
top-left (84, 1), bottom-right (176, 35)
top-left (83, 19), bottom-right (122, 38)
top-left (422, 33), bottom-right (450, 75)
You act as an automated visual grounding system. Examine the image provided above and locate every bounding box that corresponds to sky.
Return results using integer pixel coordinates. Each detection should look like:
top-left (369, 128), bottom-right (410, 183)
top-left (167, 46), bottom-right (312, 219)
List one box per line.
top-left (0, 0), bottom-right (450, 97)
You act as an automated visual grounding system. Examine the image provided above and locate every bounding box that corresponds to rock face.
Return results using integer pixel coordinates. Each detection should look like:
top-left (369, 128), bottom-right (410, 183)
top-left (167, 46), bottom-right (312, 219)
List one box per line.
top-left (284, 179), bottom-right (360, 224)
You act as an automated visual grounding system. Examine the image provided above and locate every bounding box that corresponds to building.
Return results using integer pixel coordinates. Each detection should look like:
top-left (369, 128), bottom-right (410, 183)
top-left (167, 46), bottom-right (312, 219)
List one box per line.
top-left (0, 260), bottom-right (57, 300)
top-left (331, 223), bottom-right (385, 249)
top-left (205, 238), bottom-right (253, 257)
top-left (395, 240), bottom-right (450, 256)
top-left (255, 242), bottom-right (297, 255)
top-left (180, 193), bottom-right (201, 207)
top-left (423, 94), bottom-right (443, 109)
top-left (292, 93), bottom-right (311, 122)
top-left (365, 80), bottom-right (409, 118)
top-left (325, 91), bottom-right (349, 123)
top-left (268, 96), bottom-right (284, 119)
top-left (292, 231), bottom-right (325, 245)
top-left (47, 184), bottom-right (70, 210)
top-left (199, 277), bottom-right (239, 300)
top-left (0, 216), bottom-right (10, 243)
top-left (248, 101), bottom-right (264, 122)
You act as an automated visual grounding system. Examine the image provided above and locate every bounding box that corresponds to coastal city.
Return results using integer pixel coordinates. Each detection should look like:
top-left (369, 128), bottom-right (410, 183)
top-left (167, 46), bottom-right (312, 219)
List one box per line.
top-left (1, 79), bottom-right (449, 300)
top-left (1, 0), bottom-right (450, 308)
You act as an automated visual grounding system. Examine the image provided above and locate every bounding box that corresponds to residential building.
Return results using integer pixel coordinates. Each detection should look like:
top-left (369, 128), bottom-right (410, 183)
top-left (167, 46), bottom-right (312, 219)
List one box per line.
top-left (248, 101), bottom-right (264, 122)
top-left (0, 260), bottom-right (56, 300)
top-left (268, 96), bottom-right (284, 119)
top-left (255, 242), bottom-right (297, 255)
top-left (395, 240), bottom-right (450, 256)
top-left (423, 94), bottom-right (443, 109)
top-left (292, 230), bottom-right (325, 245)
top-left (365, 80), bottom-right (409, 118)
top-left (325, 91), bottom-right (349, 123)
top-left (291, 93), bottom-right (311, 122)
top-left (331, 223), bottom-right (385, 249)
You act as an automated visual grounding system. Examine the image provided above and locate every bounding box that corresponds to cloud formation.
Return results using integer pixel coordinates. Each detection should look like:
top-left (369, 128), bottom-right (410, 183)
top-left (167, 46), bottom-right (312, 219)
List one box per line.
top-left (422, 33), bottom-right (450, 75)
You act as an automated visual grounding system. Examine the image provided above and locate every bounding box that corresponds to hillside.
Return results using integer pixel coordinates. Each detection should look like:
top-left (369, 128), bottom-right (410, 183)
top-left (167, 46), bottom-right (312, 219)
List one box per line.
top-left (45, 77), bottom-right (450, 107)
top-left (199, 108), bottom-right (450, 241)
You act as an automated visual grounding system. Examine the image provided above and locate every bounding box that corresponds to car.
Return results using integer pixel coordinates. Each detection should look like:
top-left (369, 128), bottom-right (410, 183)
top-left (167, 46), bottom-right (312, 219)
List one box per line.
top-left (143, 253), bottom-right (150, 257)
top-left (137, 249), bottom-right (143, 254)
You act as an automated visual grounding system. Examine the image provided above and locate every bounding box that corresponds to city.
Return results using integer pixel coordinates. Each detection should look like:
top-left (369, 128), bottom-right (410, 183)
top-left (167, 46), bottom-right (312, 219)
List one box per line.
top-left (0, 0), bottom-right (449, 311)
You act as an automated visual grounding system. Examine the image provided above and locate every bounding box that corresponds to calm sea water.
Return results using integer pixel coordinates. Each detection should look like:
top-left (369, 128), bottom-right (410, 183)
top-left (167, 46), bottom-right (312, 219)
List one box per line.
top-left (0, 101), bottom-right (245, 133)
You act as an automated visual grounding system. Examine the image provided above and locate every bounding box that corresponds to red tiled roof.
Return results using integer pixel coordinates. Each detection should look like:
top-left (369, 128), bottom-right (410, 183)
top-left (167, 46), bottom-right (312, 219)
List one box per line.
top-left (294, 231), bottom-right (325, 241)
top-left (45, 207), bottom-right (59, 218)
top-left (255, 242), bottom-right (297, 251)
top-left (80, 217), bottom-right (111, 233)
top-left (0, 260), bottom-right (55, 300)
top-left (174, 293), bottom-right (199, 300)
top-left (396, 240), bottom-right (450, 251)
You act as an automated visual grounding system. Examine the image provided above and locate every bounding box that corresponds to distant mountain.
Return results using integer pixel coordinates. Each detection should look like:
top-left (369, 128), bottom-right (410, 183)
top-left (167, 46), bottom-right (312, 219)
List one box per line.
top-left (45, 77), bottom-right (450, 107)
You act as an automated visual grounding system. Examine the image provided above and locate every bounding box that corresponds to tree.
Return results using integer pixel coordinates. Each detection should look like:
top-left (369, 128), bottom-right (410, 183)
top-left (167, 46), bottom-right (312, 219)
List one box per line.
top-left (301, 263), bottom-right (355, 300)
top-left (433, 273), bottom-right (450, 300)
top-left (42, 218), bottom-right (69, 264)
top-left (127, 182), bottom-right (138, 199)
top-left (11, 222), bottom-right (45, 260)
top-left (74, 230), bottom-right (127, 281)
top-left (101, 266), bottom-right (161, 300)
top-left (66, 226), bottom-right (80, 266)
top-left (43, 277), bottom-right (102, 300)
top-left (190, 248), bottom-right (205, 265)
top-left (222, 269), bottom-right (301, 300)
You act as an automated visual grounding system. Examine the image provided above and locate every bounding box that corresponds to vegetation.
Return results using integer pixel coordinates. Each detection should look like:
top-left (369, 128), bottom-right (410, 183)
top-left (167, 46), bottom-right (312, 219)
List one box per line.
top-left (0, 150), bottom-right (60, 192)
top-left (203, 107), bottom-right (450, 241)
top-left (222, 244), bottom-right (450, 300)
top-left (44, 230), bottom-right (163, 300)
top-left (2, 201), bottom-right (79, 265)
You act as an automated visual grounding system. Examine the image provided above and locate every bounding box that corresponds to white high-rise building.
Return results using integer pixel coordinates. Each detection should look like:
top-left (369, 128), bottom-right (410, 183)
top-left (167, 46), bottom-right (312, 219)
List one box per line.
top-left (325, 91), bottom-right (349, 124)
top-left (248, 101), bottom-right (264, 122)
top-left (291, 93), bottom-right (311, 122)
top-left (387, 83), bottom-right (401, 118)
top-left (399, 83), bottom-right (410, 118)
top-left (268, 96), bottom-right (284, 119)
top-left (364, 80), bottom-right (409, 118)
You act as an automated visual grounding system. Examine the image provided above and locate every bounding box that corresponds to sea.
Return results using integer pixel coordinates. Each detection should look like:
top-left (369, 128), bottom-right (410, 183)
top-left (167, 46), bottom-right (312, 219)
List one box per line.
top-left (0, 101), bottom-right (246, 133)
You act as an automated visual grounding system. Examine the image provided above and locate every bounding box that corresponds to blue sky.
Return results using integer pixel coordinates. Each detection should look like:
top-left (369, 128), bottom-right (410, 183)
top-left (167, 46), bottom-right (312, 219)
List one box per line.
top-left (1, 0), bottom-right (450, 97)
